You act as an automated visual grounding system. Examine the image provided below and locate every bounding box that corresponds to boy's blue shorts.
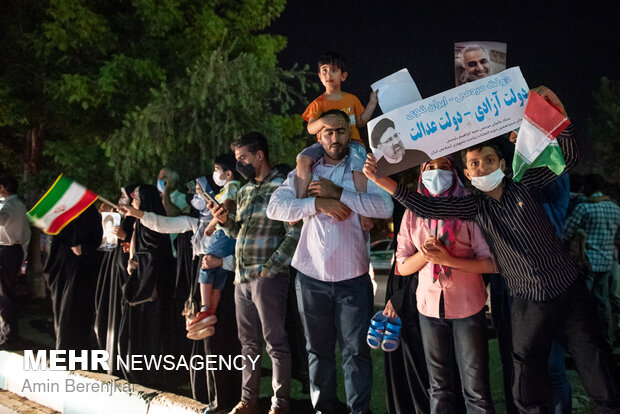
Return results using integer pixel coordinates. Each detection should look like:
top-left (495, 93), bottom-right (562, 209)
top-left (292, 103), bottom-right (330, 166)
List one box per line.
top-left (198, 267), bottom-right (229, 291)
top-left (205, 230), bottom-right (236, 258)
top-left (298, 141), bottom-right (367, 171)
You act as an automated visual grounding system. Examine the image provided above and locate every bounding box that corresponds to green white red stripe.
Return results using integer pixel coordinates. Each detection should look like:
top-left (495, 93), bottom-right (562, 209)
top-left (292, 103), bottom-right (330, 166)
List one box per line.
top-left (512, 91), bottom-right (571, 182)
top-left (27, 175), bottom-right (98, 235)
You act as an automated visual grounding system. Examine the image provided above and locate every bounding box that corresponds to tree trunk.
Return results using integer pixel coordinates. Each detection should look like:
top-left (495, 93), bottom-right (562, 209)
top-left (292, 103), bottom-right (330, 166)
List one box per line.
top-left (23, 124), bottom-right (47, 298)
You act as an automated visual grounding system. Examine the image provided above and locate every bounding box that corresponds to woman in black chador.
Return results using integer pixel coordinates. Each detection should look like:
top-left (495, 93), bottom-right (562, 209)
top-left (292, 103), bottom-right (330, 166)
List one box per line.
top-left (44, 204), bottom-right (103, 350)
top-left (117, 184), bottom-right (175, 387)
top-left (93, 185), bottom-right (135, 374)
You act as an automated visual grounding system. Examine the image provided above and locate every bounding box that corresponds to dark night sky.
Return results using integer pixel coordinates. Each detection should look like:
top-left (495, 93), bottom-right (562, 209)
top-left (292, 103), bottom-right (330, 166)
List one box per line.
top-left (270, 0), bottom-right (620, 142)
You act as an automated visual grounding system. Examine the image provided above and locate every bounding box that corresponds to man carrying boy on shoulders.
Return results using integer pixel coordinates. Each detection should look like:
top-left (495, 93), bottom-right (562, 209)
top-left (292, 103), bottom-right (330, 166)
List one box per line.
top-left (268, 109), bottom-right (393, 414)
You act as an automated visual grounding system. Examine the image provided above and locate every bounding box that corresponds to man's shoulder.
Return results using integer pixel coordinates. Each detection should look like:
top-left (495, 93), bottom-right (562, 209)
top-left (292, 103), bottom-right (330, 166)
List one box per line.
top-left (2, 195), bottom-right (27, 211)
top-left (259, 169), bottom-right (287, 189)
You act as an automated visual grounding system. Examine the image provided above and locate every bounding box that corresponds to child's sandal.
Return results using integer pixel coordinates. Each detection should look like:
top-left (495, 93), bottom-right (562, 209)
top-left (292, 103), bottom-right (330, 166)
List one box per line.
top-left (367, 311), bottom-right (387, 349)
top-left (381, 317), bottom-right (402, 352)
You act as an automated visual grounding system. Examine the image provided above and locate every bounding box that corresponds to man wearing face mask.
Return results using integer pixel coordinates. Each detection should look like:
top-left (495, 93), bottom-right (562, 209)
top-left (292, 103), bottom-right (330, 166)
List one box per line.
top-left (209, 132), bottom-right (301, 414)
top-left (157, 167), bottom-right (189, 217)
top-left (364, 86), bottom-right (620, 413)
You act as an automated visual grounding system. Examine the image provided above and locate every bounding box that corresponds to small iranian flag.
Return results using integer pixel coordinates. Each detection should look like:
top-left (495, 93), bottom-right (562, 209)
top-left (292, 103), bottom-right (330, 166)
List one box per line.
top-left (27, 175), bottom-right (98, 235)
top-left (512, 91), bottom-right (571, 182)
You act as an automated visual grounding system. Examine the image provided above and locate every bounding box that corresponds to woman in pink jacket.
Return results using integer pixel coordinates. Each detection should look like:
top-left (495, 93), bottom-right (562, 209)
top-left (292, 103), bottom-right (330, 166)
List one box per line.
top-left (391, 156), bottom-right (497, 414)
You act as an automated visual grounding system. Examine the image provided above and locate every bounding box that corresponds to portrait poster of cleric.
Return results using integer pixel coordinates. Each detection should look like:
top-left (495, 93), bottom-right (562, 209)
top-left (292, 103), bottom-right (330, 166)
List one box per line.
top-left (368, 66), bottom-right (529, 178)
top-left (99, 212), bottom-right (121, 250)
top-left (455, 41), bottom-right (507, 86)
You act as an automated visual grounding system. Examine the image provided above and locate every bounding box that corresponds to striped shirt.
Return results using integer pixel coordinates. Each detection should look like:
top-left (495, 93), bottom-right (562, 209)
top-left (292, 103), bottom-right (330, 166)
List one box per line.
top-left (266, 157), bottom-right (394, 282)
top-left (564, 193), bottom-right (620, 272)
top-left (393, 124), bottom-right (580, 302)
top-left (220, 168), bottom-right (301, 284)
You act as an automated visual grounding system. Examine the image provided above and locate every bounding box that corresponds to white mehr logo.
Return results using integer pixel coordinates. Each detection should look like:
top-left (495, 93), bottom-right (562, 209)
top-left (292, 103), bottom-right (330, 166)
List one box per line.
top-left (23, 350), bottom-right (111, 371)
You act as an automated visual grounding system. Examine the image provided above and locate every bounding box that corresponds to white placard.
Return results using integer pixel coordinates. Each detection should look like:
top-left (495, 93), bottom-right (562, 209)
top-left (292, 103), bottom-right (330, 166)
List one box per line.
top-left (368, 67), bottom-right (529, 177)
top-left (371, 68), bottom-right (423, 114)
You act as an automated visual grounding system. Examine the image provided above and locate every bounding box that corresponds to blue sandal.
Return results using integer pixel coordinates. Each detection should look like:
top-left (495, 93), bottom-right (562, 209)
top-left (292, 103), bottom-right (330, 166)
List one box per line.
top-left (381, 317), bottom-right (402, 352)
top-left (367, 311), bottom-right (387, 349)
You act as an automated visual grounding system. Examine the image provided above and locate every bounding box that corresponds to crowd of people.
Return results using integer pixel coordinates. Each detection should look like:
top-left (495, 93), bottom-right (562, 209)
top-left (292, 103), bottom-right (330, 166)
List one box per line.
top-left (0, 51), bottom-right (619, 414)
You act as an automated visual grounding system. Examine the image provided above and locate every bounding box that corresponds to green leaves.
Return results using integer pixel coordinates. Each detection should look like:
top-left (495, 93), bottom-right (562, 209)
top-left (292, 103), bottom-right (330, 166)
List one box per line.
top-left (0, 0), bottom-right (316, 199)
top-left (106, 44), bottom-right (314, 182)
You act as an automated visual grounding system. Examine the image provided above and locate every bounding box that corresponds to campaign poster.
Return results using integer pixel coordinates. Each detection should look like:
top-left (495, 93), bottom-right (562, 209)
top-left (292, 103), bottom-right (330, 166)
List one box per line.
top-left (368, 67), bottom-right (529, 178)
top-left (455, 41), bottom-right (507, 86)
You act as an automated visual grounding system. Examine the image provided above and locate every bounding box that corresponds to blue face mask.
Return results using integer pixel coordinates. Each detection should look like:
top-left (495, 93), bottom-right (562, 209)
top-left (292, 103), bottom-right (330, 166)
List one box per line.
top-left (156, 179), bottom-right (166, 193)
top-left (190, 194), bottom-right (207, 211)
top-left (421, 169), bottom-right (453, 196)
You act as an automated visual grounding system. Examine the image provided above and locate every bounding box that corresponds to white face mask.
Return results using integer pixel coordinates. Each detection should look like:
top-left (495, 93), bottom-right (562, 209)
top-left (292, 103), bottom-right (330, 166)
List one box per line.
top-left (212, 171), bottom-right (228, 187)
top-left (421, 169), bottom-right (453, 196)
top-left (190, 194), bottom-right (207, 211)
top-left (470, 165), bottom-right (505, 192)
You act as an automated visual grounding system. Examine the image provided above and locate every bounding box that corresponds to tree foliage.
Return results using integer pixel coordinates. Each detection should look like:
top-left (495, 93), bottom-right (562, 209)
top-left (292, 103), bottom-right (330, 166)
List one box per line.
top-left (0, 0), bottom-right (314, 198)
top-left (587, 77), bottom-right (620, 186)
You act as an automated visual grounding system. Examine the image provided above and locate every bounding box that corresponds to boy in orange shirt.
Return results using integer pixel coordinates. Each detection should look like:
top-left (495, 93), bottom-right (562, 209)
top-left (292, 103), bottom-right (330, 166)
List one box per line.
top-left (299, 52), bottom-right (378, 229)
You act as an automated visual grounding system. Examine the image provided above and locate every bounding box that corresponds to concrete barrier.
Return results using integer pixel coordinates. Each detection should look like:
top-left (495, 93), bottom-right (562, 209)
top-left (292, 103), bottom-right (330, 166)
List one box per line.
top-left (0, 351), bottom-right (206, 414)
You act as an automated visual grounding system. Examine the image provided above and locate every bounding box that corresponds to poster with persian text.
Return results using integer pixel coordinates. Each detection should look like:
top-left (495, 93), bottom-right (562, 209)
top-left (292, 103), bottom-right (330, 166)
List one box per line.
top-left (368, 66), bottom-right (529, 178)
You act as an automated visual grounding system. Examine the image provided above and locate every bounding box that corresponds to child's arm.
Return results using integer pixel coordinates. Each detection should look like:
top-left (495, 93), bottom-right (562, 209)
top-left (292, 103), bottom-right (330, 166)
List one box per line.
top-left (396, 251), bottom-right (428, 275)
top-left (420, 237), bottom-right (496, 274)
top-left (364, 153), bottom-right (477, 221)
top-left (205, 217), bottom-right (218, 236)
top-left (362, 153), bottom-right (398, 194)
top-left (356, 89), bottom-right (379, 128)
top-left (306, 117), bottom-right (326, 135)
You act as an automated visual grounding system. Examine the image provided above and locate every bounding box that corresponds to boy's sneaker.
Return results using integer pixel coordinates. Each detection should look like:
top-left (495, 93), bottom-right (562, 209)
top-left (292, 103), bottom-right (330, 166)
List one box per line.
top-left (189, 308), bottom-right (215, 327)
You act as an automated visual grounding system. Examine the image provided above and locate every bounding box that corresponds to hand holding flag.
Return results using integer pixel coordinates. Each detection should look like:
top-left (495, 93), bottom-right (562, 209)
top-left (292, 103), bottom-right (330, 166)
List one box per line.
top-left (512, 88), bottom-right (571, 182)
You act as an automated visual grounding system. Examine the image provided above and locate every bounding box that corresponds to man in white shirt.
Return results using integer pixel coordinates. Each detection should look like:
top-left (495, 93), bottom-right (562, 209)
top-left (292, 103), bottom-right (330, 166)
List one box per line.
top-left (267, 109), bottom-right (393, 414)
top-left (0, 175), bottom-right (31, 348)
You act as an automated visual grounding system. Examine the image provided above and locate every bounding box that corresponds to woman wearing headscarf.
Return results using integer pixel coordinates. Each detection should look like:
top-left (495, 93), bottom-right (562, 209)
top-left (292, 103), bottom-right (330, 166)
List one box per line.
top-left (44, 204), bottom-right (103, 350)
top-left (389, 156), bottom-right (497, 414)
top-left (117, 184), bottom-right (175, 387)
top-left (94, 185), bottom-right (136, 374)
top-left (121, 173), bottom-right (241, 413)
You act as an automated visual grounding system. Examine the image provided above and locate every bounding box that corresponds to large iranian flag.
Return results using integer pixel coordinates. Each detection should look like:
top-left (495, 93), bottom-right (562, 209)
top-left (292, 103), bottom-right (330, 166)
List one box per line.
top-left (512, 91), bottom-right (571, 181)
top-left (27, 175), bottom-right (98, 235)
